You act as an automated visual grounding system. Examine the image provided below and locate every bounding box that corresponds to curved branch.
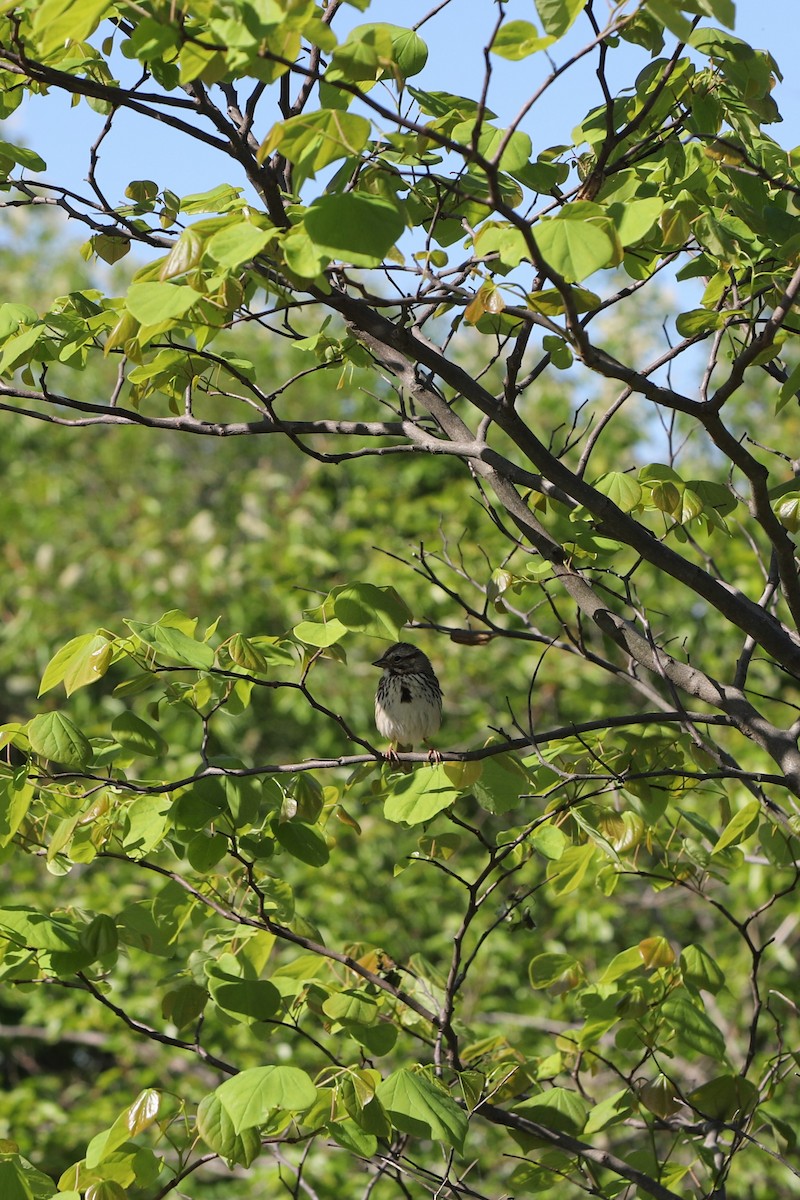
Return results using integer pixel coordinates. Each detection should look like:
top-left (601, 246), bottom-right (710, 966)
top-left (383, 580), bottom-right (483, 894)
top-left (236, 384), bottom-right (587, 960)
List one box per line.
top-left (481, 1102), bottom-right (684, 1200)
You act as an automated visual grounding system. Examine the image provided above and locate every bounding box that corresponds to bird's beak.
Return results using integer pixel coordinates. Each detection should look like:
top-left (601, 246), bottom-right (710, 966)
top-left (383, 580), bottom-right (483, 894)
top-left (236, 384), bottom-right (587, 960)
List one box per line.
top-left (372, 653), bottom-right (389, 667)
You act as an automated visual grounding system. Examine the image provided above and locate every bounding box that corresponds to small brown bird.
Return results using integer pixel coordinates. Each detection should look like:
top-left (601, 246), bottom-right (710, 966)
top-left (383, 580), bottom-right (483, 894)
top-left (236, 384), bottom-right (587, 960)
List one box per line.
top-left (373, 642), bottom-right (443, 762)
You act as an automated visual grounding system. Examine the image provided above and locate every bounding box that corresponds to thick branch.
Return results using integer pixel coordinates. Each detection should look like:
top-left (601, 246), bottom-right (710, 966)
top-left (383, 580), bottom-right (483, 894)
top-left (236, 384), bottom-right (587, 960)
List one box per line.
top-left (326, 290), bottom-right (800, 677)
top-left (481, 1103), bottom-right (684, 1200)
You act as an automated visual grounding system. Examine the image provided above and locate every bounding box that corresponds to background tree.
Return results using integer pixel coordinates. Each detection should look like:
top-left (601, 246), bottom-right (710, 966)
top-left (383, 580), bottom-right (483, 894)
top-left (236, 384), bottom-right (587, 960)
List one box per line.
top-left (0, 2), bottom-right (800, 1198)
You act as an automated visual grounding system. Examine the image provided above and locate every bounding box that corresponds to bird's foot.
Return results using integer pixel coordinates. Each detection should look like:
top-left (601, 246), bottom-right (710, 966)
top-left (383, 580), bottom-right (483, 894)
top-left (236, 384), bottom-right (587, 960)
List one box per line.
top-left (384, 744), bottom-right (412, 773)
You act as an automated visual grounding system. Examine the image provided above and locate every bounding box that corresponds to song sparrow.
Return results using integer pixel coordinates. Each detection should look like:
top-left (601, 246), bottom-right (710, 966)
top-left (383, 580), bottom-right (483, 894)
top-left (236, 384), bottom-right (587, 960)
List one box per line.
top-left (373, 642), bottom-right (443, 759)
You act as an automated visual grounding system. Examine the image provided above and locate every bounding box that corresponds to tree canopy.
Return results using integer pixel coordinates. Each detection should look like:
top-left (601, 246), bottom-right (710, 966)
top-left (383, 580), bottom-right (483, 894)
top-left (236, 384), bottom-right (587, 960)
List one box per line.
top-left (1, 2), bottom-right (800, 1199)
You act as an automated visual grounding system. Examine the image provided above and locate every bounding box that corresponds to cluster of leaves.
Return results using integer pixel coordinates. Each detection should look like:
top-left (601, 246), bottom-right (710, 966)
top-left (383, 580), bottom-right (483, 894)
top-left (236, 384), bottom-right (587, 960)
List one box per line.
top-left (0, 591), bottom-right (798, 1199)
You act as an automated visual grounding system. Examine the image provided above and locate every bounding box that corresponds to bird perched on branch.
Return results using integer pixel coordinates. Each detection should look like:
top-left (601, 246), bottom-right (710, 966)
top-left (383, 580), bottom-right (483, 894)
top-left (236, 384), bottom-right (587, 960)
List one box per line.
top-left (373, 642), bottom-right (443, 764)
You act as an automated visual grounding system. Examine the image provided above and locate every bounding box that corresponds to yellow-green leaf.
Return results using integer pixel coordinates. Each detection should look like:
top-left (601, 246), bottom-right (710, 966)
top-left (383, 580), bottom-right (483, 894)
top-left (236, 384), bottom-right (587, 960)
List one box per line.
top-left (711, 800), bottom-right (760, 854)
top-left (39, 633), bottom-right (113, 697)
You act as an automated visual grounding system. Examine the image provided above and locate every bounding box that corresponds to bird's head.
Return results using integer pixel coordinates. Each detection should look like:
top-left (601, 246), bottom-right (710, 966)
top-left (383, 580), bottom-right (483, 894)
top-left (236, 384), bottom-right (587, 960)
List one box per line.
top-left (372, 642), bottom-right (433, 674)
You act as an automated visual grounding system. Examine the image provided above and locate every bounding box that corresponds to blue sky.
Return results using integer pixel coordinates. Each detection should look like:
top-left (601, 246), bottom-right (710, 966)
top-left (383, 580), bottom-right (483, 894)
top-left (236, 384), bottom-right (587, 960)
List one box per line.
top-left (10, 2), bottom-right (800, 211)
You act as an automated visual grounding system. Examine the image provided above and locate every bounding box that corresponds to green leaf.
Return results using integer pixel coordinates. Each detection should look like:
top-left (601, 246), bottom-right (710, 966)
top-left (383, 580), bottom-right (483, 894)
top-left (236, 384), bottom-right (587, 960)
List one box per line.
top-left (638, 1074), bottom-right (681, 1118)
top-left (0, 325), bottom-right (45, 375)
top-left (759, 821), bottom-right (800, 867)
top-left (180, 184), bottom-right (244, 215)
top-left (0, 906), bottom-right (82, 955)
top-left (773, 492), bottom-right (800, 533)
top-left (528, 952), bottom-right (580, 989)
top-left (687, 1075), bottom-right (757, 1121)
top-left (0, 302), bottom-right (38, 338)
top-left (90, 234), bottom-right (130, 265)
top-left (599, 946), bottom-right (645, 983)
top-left (546, 843), bottom-right (595, 895)
top-left (333, 582), bottom-right (411, 639)
top-left (125, 283), bottom-right (198, 326)
top-left (376, 1069), bottom-right (468, 1150)
top-left (215, 1066), bottom-right (317, 1132)
top-left (534, 217), bottom-right (617, 282)
top-left (327, 1118), bottom-right (378, 1157)
top-left (85, 1089), bottom-right (158, 1168)
top-left (275, 820), bottom-right (330, 866)
top-left (607, 197), bottom-right (663, 245)
top-left (526, 286), bottom-right (600, 315)
top-left (675, 308), bottom-right (728, 336)
top-left (514, 1086), bottom-right (588, 1133)
top-left (162, 982), bottom-right (207, 1030)
top-left (127, 1089), bottom-right (161, 1135)
top-left (32, 0), bottom-right (112, 55)
top-left (28, 712), bottom-right (92, 768)
top-left (125, 619), bottom-right (215, 669)
top-left (293, 618), bottom-right (348, 647)
top-left (329, 24), bottom-right (428, 82)
top-left (593, 471), bottom-right (643, 512)
top-left (178, 39), bottom-right (225, 86)
top-left (259, 110), bottom-right (371, 179)
top-left (327, 23), bottom-right (394, 82)
top-left (0, 1155), bottom-right (56, 1200)
top-left (777, 361), bottom-right (800, 413)
top-left (121, 796), bottom-right (172, 858)
top-left (227, 634), bottom-right (270, 674)
top-left (304, 194), bottom-right (405, 268)
top-left (207, 968), bottom-right (281, 1021)
top-left (159, 229), bottom-right (205, 280)
top-left (661, 993), bottom-right (726, 1059)
top-left (383, 765), bottom-right (458, 825)
top-left (111, 712), bottom-right (168, 758)
top-left (644, 0), bottom-right (693, 39)
top-left (196, 1093), bottom-right (262, 1167)
top-left (639, 935), bottom-right (675, 968)
top-left (323, 988), bottom-right (380, 1025)
top-left (711, 800), bottom-right (760, 854)
top-left (81, 914), bottom-right (118, 960)
top-left (187, 832), bottom-right (228, 871)
top-left (206, 223), bottom-right (275, 270)
top-left (680, 944), bottom-right (726, 994)
top-left (533, 0), bottom-right (585, 39)
top-left (0, 141), bottom-right (46, 174)
top-left (126, 179), bottom-right (159, 205)
top-left (388, 25), bottom-right (428, 77)
top-left (474, 221), bottom-right (529, 269)
top-left (472, 754), bottom-right (532, 814)
top-left (530, 823), bottom-right (566, 860)
top-left (583, 1089), bottom-right (634, 1135)
top-left (451, 122), bottom-right (533, 173)
top-left (0, 769), bottom-right (34, 848)
top-left (39, 634), bottom-right (114, 697)
top-left (491, 20), bottom-right (554, 59)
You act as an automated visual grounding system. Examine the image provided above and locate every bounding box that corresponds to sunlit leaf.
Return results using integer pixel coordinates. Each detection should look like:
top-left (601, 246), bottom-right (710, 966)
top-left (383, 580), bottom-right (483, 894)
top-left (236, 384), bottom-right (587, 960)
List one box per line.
top-left (593, 471), bottom-right (643, 513)
top-left (384, 765), bottom-right (458, 825)
top-left (533, 217), bottom-right (617, 281)
top-left (125, 283), bottom-right (198, 325)
top-left (711, 800), bottom-right (760, 853)
top-left (304, 194), bottom-right (405, 267)
top-left (28, 712), bottom-right (92, 768)
top-left (533, 0), bottom-right (585, 39)
top-left (32, 0), bottom-right (112, 54)
top-left (0, 769), bottom-right (34, 848)
top-left (216, 1066), bottom-right (317, 1132)
top-left (196, 1093), bottom-right (262, 1167)
top-left (491, 20), bottom-right (554, 59)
